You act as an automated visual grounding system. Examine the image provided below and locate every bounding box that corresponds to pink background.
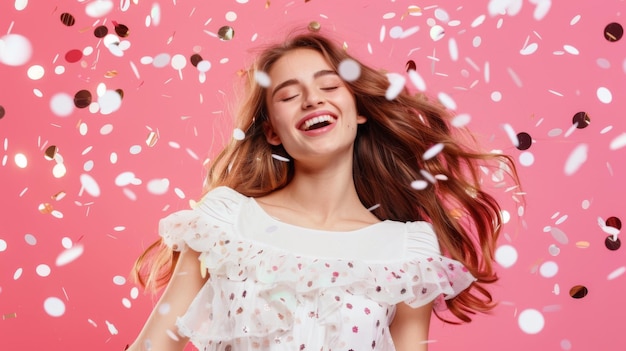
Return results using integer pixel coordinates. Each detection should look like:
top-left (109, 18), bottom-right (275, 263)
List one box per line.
top-left (1, 0), bottom-right (625, 350)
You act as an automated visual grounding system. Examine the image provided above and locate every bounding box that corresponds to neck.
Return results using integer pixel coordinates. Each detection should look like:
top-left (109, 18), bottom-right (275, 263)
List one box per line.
top-left (280, 157), bottom-right (363, 222)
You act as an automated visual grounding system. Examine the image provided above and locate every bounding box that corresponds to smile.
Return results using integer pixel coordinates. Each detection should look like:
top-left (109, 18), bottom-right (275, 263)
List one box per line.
top-left (299, 114), bottom-right (337, 131)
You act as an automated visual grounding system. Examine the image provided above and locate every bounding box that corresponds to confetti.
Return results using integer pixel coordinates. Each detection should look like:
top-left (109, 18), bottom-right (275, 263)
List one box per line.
top-left (518, 309), bottom-right (545, 334)
top-left (607, 266), bottom-right (626, 280)
top-left (338, 59), bottom-right (360, 82)
top-left (0, 34), bottom-right (33, 66)
top-left (385, 73), bottom-right (406, 100)
top-left (56, 244), bottom-right (85, 266)
top-left (495, 244), bottom-right (518, 268)
top-left (43, 297), bottom-right (66, 317)
top-left (564, 144), bottom-right (588, 175)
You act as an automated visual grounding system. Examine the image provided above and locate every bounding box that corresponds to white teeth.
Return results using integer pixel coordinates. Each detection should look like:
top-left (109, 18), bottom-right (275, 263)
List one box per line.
top-left (302, 115), bottom-right (336, 130)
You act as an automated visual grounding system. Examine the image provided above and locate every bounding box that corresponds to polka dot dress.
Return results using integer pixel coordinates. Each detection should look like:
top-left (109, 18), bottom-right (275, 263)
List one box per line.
top-left (160, 187), bottom-right (475, 351)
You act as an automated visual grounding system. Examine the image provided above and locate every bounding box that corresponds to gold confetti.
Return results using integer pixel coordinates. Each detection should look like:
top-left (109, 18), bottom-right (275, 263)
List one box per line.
top-left (38, 203), bottom-right (53, 214)
top-left (104, 70), bottom-right (118, 78)
top-left (575, 241), bottom-right (590, 248)
top-left (146, 131), bottom-right (159, 147)
top-left (308, 21), bottom-right (321, 32)
top-left (3, 313), bottom-right (17, 320)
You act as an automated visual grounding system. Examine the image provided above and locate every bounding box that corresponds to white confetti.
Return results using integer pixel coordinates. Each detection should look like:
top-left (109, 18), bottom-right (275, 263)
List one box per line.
top-left (254, 71), bottom-right (271, 87)
top-left (495, 244), bottom-right (518, 268)
top-left (233, 128), bottom-right (246, 140)
top-left (271, 154), bottom-right (290, 162)
top-left (520, 42), bottom-right (538, 55)
top-left (564, 144), bottom-right (588, 175)
top-left (437, 92), bottom-right (456, 110)
top-left (518, 309), bottom-right (545, 334)
top-left (0, 34), bottom-right (33, 66)
top-left (423, 143), bottom-right (444, 160)
top-left (502, 123), bottom-right (519, 147)
top-left (408, 69), bottom-right (426, 91)
top-left (105, 320), bottom-right (118, 335)
top-left (609, 133), bottom-right (626, 150)
top-left (448, 38), bottom-right (458, 61)
top-left (147, 178), bottom-right (170, 195)
top-left (338, 59), bottom-right (361, 82)
top-left (451, 113), bottom-right (471, 127)
top-left (56, 244), bottom-right (85, 266)
top-left (596, 87), bottom-right (612, 104)
top-left (410, 180), bottom-right (428, 190)
top-left (385, 73), bottom-right (405, 100)
top-left (539, 261), bottom-right (558, 278)
top-left (80, 174), bottom-right (101, 197)
top-left (44, 297), bottom-right (66, 317)
top-left (608, 266), bottom-right (626, 280)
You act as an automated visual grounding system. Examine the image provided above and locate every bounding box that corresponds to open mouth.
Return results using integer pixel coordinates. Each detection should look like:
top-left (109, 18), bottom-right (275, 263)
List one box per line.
top-left (300, 115), bottom-right (337, 131)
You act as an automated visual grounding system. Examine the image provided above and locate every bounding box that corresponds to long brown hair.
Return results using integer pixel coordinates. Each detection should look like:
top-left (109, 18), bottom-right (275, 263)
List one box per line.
top-left (134, 29), bottom-right (520, 323)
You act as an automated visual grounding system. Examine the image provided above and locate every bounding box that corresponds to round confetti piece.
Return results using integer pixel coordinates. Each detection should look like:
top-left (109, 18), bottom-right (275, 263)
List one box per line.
top-left (158, 303), bottom-right (171, 315)
top-left (0, 34), bottom-right (33, 66)
top-left (74, 90), bottom-right (92, 108)
top-left (25, 233), bottom-right (37, 245)
top-left (225, 11), bottom-right (237, 22)
top-left (113, 275), bottom-right (126, 285)
top-left (520, 43), bottom-right (538, 55)
top-left (36, 264), bottom-right (51, 277)
top-left (451, 113), bottom-right (471, 128)
top-left (518, 309), bottom-right (545, 334)
top-left (56, 244), bottom-right (85, 266)
top-left (495, 244), bottom-right (518, 268)
top-left (437, 92), bottom-right (456, 110)
top-left (596, 87), bottom-right (612, 104)
top-left (15, 0), bottom-right (28, 10)
top-left (0, 105), bottom-right (5, 119)
top-left (560, 339), bottom-right (572, 351)
top-left (52, 163), bottom-right (67, 178)
top-left (233, 128), bottom-right (245, 140)
top-left (13, 267), bottom-right (23, 280)
top-left (130, 287), bottom-right (139, 299)
top-left (407, 69), bottom-right (426, 91)
top-left (254, 71), bottom-right (271, 87)
top-left (539, 261), bottom-right (559, 278)
top-left (519, 151), bottom-right (534, 167)
top-left (0, 239), bottom-right (6, 252)
top-left (85, 0), bottom-right (114, 18)
top-left (80, 174), bottom-right (101, 197)
top-left (308, 21), bottom-right (321, 32)
top-left (338, 59), bottom-right (361, 82)
top-left (410, 180), bottom-right (428, 190)
top-left (423, 143), bottom-right (444, 160)
top-left (27, 65), bottom-right (45, 80)
top-left (153, 53), bottom-right (171, 68)
top-left (197, 60), bottom-right (212, 73)
top-left (171, 54), bottom-right (187, 70)
top-left (14, 153), bottom-right (28, 168)
top-left (115, 23), bottom-right (130, 38)
top-left (564, 144), bottom-right (588, 175)
top-left (490, 91), bottom-right (502, 102)
top-left (429, 25), bottom-right (445, 41)
top-left (94, 25), bottom-right (108, 38)
top-left (44, 297), bottom-right (66, 317)
top-left (147, 178), bottom-right (170, 195)
top-left (61, 237), bottom-right (73, 249)
top-left (604, 22), bottom-right (623, 42)
top-left (548, 244), bottom-right (560, 256)
top-left (98, 90), bottom-right (122, 115)
top-left (218, 26), bottom-right (235, 41)
top-left (50, 93), bottom-right (74, 117)
top-left (385, 73), bottom-right (405, 100)
top-left (122, 298), bottom-right (132, 308)
top-left (60, 12), bottom-right (75, 26)
top-left (65, 49), bottom-right (83, 63)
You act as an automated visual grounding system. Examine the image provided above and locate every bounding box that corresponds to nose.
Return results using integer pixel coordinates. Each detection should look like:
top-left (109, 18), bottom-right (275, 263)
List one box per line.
top-left (302, 89), bottom-right (324, 109)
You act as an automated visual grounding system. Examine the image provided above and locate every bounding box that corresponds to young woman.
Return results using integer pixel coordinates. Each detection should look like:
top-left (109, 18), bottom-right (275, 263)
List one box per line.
top-left (128, 29), bottom-right (518, 351)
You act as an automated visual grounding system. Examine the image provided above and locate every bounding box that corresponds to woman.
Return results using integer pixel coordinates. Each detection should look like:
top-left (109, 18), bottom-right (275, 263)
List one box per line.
top-left (128, 29), bottom-right (518, 351)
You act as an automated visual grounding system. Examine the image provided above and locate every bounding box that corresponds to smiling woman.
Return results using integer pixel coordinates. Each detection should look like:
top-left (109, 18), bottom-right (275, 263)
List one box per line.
top-left (129, 29), bottom-right (519, 351)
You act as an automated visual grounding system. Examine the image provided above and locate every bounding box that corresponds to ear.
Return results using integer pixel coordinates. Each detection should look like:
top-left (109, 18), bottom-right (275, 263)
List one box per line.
top-left (356, 114), bottom-right (367, 125)
top-left (263, 121), bottom-right (282, 146)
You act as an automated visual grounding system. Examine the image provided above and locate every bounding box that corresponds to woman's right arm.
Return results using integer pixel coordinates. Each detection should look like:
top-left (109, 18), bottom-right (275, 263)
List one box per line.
top-left (126, 246), bottom-right (208, 351)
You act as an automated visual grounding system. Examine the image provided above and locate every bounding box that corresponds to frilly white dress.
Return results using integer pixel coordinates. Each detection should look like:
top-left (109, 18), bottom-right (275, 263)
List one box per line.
top-left (159, 186), bottom-right (475, 351)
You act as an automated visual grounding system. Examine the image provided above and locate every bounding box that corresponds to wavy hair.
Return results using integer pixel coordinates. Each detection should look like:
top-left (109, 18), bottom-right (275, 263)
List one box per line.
top-left (134, 29), bottom-right (520, 323)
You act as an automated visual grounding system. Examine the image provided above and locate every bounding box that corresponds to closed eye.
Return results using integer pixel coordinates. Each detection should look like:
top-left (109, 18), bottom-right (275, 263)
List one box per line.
top-left (321, 86), bottom-right (338, 91)
top-left (281, 95), bottom-right (299, 102)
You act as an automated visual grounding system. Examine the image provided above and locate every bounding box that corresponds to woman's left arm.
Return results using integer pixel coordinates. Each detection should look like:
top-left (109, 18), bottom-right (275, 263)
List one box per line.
top-left (389, 301), bottom-right (434, 351)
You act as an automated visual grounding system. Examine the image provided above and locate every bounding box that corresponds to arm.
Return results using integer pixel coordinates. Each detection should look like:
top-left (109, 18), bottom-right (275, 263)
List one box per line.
top-left (127, 247), bottom-right (208, 351)
top-left (389, 301), bottom-right (434, 351)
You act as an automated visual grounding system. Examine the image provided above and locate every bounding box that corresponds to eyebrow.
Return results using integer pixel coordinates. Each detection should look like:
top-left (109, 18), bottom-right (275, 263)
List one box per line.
top-left (270, 69), bottom-right (338, 98)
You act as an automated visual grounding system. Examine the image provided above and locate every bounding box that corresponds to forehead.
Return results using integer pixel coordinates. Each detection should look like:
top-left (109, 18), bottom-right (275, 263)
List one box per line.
top-left (267, 48), bottom-right (333, 80)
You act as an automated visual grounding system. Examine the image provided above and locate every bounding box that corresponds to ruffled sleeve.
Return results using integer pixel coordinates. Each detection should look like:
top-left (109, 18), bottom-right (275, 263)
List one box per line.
top-left (399, 221), bottom-right (477, 310)
top-left (158, 186), bottom-right (245, 252)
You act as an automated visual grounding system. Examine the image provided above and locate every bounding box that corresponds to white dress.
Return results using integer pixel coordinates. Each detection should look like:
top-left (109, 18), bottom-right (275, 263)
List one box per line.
top-left (159, 186), bottom-right (476, 351)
